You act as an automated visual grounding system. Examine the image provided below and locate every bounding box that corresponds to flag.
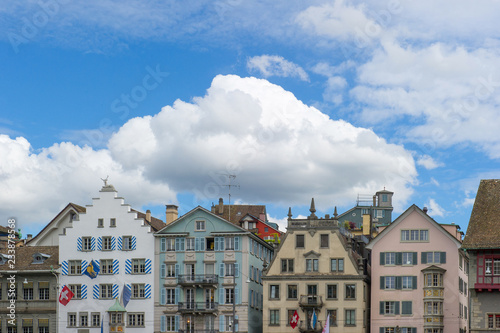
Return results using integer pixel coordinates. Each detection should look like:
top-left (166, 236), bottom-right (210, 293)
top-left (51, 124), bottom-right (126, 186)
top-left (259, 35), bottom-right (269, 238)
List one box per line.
top-left (59, 285), bottom-right (74, 306)
top-left (290, 310), bottom-right (299, 329)
top-left (310, 309), bottom-right (317, 330)
top-left (121, 284), bottom-right (131, 308)
top-left (100, 319), bottom-right (103, 333)
top-left (84, 260), bottom-right (100, 279)
top-left (322, 314), bottom-right (330, 333)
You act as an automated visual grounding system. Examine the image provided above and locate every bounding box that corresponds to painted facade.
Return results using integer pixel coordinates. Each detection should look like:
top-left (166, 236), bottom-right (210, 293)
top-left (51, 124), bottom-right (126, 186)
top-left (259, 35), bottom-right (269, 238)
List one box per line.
top-left (367, 205), bottom-right (468, 333)
top-left (58, 183), bottom-right (157, 332)
top-left (155, 206), bottom-right (274, 333)
top-left (263, 200), bottom-right (370, 333)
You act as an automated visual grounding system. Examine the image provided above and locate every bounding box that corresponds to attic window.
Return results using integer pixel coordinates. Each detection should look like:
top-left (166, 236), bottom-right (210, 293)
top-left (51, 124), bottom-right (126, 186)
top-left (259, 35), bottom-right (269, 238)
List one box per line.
top-left (32, 253), bottom-right (51, 264)
top-left (236, 212), bottom-right (241, 216)
top-left (0, 254), bottom-right (9, 265)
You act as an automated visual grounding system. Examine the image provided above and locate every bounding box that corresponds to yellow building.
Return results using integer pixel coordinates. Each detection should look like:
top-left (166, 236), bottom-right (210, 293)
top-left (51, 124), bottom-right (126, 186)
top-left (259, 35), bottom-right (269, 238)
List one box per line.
top-left (262, 199), bottom-right (370, 333)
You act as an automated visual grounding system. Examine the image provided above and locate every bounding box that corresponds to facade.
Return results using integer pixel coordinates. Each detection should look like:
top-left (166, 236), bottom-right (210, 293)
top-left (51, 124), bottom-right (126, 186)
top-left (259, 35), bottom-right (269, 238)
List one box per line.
top-left (155, 206), bottom-right (274, 333)
top-left (238, 214), bottom-right (282, 245)
top-left (0, 246), bottom-right (59, 332)
top-left (263, 200), bottom-right (370, 333)
top-left (367, 205), bottom-right (468, 333)
top-left (462, 179), bottom-right (500, 333)
top-left (337, 189), bottom-right (394, 229)
top-left (58, 183), bottom-right (162, 332)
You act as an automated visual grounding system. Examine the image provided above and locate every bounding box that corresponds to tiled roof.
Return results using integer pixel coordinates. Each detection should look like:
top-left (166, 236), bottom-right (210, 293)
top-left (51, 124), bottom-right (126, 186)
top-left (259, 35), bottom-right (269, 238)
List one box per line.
top-left (133, 210), bottom-right (166, 232)
top-left (462, 179), bottom-right (500, 249)
top-left (0, 246), bottom-right (59, 271)
top-left (212, 204), bottom-right (267, 225)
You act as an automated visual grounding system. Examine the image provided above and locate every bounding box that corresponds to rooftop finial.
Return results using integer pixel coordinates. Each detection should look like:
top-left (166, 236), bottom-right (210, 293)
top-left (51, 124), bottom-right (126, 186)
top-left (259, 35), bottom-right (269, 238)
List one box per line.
top-left (309, 198), bottom-right (317, 218)
top-left (288, 207), bottom-right (292, 220)
top-left (101, 175), bottom-right (109, 186)
top-left (334, 206), bottom-right (338, 218)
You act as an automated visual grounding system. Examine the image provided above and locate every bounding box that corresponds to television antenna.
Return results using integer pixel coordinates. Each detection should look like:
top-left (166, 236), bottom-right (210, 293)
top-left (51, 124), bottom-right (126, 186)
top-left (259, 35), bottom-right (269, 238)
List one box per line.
top-left (218, 174), bottom-right (240, 222)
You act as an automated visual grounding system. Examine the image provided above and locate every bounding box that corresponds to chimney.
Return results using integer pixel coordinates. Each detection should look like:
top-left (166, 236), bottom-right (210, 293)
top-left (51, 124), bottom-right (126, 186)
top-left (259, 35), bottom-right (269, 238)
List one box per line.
top-left (218, 198), bottom-right (224, 215)
top-left (423, 207), bottom-right (428, 214)
top-left (27, 234), bottom-right (33, 241)
top-left (146, 210), bottom-right (151, 222)
top-left (166, 205), bottom-right (178, 225)
top-left (373, 195), bottom-right (377, 206)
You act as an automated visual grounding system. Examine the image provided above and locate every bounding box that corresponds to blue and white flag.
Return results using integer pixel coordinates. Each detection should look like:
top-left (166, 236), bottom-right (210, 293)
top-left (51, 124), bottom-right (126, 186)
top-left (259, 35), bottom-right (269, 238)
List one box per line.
top-left (84, 260), bottom-right (100, 279)
top-left (311, 309), bottom-right (317, 329)
top-left (121, 284), bottom-right (131, 308)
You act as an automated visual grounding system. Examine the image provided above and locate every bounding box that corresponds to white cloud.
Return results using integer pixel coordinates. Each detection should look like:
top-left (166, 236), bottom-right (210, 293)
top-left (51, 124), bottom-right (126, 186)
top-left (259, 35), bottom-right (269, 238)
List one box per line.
top-left (247, 55), bottom-right (309, 81)
top-left (323, 76), bottom-right (348, 105)
top-left (417, 155), bottom-right (443, 170)
top-left (425, 198), bottom-right (445, 218)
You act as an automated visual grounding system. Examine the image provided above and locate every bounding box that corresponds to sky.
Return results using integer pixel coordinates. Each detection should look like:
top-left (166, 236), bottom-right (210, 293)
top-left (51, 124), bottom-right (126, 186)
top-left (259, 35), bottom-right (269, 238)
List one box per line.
top-left (1, 0), bottom-right (500, 237)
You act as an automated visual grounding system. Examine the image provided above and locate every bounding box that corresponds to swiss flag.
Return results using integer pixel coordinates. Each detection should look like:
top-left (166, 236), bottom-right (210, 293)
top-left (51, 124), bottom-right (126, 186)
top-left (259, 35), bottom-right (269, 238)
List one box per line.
top-left (290, 310), bottom-right (299, 329)
top-left (59, 285), bottom-right (74, 306)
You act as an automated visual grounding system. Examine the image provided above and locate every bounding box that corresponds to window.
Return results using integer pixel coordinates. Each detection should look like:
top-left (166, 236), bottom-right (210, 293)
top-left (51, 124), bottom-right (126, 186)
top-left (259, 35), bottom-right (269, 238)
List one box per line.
top-left (320, 234), bottom-right (329, 248)
top-left (327, 310), bottom-right (337, 326)
top-left (195, 220), bottom-right (205, 231)
top-left (494, 259), bottom-right (500, 275)
top-left (401, 229), bottom-right (428, 241)
top-left (100, 259), bottom-right (113, 274)
top-left (132, 284), bottom-right (145, 298)
top-left (488, 314), bottom-right (500, 329)
top-left (225, 237), bottom-right (235, 250)
top-left (385, 252), bottom-right (396, 265)
top-left (68, 313), bottom-right (77, 327)
top-left (376, 210), bottom-right (384, 218)
top-left (281, 259), bottom-right (294, 273)
top-left (225, 288), bottom-right (234, 304)
top-left (110, 218), bottom-right (116, 227)
top-left (38, 319), bottom-right (49, 333)
top-left (186, 238), bottom-right (195, 251)
top-left (23, 283), bottom-right (33, 300)
top-left (402, 276), bottom-right (414, 290)
top-left (38, 282), bottom-right (50, 300)
top-left (422, 251), bottom-right (446, 264)
top-left (102, 236), bottom-right (112, 250)
top-left (331, 258), bottom-right (344, 272)
top-left (122, 236), bottom-right (133, 250)
top-left (327, 285), bottom-right (337, 299)
top-left (270, 310), bottom-right (280, 325)
top-left (270, 285), bottom-right (280, 299)
top-left (132, 259), bottom-right (146, 274)
top-left (345, 284), bottom-right (356, 299)
top-left (425, 273), bottom-right (443, 287)
top-left (69, 260), bottom-right (82, 275)
top-left (82, 237), bottom-right (92, 251)
top-left (166, 238), bottom-right (175, 251)
top-left (306, 259), bottom-right (318, 272)
top-left (382, 194), bottom-right (388, 202)
top-left (165, 316), bottom-right (176, 331)
top-left (166, 288), bottom-right (176, 304)
top-left (345, 309), bottom-right (356, 326)
top-left (91, 313), bottom-right (100, 327)
top-left (287, 310), bottom-right (296, 326)
top-left (384, 276), bottom-right (395, 290)
top-left (425, 301), bottom-right (443, 315)
top-left (128, 313), bottom-right (145, 327)
top-left (80, 313), bottom-right (88, 327)
top-left (225, 315), bottom-right (234, 331)
top-left (296, 234), bottom-right (305, 248)
top-left (100, 284), bottom-right (113, 299)
top-left (69, 285), bottom-right (82, 299)
top-left (225, 263), bottom-right (235, 276)
top-left (287, 285), bottom-right (297, 299)
top-left (166, 264), bottom-right (176, 277)
top-left (402, 252), bottom-right (416, 265)
top-left (110, 313), bottom-right (123, 325)
top-left (382, 301), bottom-right (397, 315)
top-left (98, 218), bottom-right (103, 227)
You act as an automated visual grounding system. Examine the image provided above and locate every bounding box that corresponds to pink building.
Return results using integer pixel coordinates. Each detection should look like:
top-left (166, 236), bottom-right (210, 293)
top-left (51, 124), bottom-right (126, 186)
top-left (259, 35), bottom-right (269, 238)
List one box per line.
top-left (366, 205), bottom-right (469, 333)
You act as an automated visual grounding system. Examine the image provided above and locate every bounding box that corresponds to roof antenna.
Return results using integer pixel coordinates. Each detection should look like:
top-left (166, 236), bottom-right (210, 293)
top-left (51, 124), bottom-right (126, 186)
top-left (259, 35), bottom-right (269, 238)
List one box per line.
top-left (218, 174), bottom-right (240, 222)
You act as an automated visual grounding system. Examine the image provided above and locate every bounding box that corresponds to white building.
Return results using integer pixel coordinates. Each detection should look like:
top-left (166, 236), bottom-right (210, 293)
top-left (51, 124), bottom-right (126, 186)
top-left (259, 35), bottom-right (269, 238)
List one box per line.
top-left (58, 182), bottom-right (162, 332)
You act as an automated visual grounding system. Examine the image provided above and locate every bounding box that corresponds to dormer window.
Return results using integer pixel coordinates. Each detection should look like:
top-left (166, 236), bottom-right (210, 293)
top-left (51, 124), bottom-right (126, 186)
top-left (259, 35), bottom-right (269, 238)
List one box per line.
top-left (0, 254), bottom-right (9, 265)
top-left (32, 253), bottom-right (51, 264)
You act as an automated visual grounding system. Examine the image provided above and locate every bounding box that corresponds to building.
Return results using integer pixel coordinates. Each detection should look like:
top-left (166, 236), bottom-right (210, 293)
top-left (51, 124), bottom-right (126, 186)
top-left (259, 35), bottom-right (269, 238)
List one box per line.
top-left (462, 179), bottom-right (500, 333)
top-left (0, 245), bottom-right (59, 332)
top-left (0, 225), bottom-right (22, 250)
top-left (366, 205), bottom-right (468, 333)
top-left (337, 189), bottom-right (394, 229)
top-left (58, 182), bottom-right (164, 332)
top-left (155, 205), bottom-right (274, 333)
top-left (262, 199), bottom-right (370, 333)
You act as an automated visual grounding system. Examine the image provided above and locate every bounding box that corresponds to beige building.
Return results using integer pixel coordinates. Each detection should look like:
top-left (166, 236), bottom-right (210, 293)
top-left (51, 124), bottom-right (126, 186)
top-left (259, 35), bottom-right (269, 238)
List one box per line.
top-left (263, 199), bottom-right (370, 333)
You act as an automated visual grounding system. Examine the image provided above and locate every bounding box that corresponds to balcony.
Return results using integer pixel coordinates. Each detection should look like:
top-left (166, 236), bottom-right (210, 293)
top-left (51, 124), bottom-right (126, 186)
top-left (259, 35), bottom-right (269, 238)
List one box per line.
top-left (475, 275), bottom-right (500, 290)
top-left (178, 302), bottom-right (218, 314)
top-left (177, 274), bottom-right (219, 287)
top-left (298, 320), bottom-right (323, 333)
top-left (298, 295), bottom-right (323, 309)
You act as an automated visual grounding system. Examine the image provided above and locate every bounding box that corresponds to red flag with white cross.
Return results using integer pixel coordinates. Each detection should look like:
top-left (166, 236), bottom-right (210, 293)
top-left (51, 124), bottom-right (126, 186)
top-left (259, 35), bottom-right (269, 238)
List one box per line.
top-left (290, 310), bottom-right (299, 329)
top-left (59, 285), bottom-right (74, 306)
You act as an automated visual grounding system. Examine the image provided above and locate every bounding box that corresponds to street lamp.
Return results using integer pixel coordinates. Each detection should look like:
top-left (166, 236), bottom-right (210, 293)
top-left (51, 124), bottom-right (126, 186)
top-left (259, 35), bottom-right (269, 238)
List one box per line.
top-left (50, 265), bottom-right (60, 333)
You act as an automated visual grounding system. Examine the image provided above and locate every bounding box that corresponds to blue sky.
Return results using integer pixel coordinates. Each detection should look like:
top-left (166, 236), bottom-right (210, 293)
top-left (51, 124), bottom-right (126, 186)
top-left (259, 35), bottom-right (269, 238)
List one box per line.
top-left (2, 0), bottom-right (500, 237)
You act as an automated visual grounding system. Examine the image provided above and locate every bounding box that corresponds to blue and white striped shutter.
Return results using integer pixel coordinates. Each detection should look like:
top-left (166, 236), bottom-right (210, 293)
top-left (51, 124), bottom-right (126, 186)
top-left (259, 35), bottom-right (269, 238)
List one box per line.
top-left (160, 316), bottom-right (166, 332)
top-left (94, 260), bottom-right (100, 272)
top-left (235, 287), bottom-right (239, 304)
top-left (174, 316), bottom-right (179, 331)
top-left (112, 284), bottom-right (119, 299)
top-left (214, 237), bottom-right (220, 251)
top-left (81, 285), bottom-right (87, 299)
top-left (125, 259), bottom-right (132, 274)
top-left (235, 315), bottom-right (239, 331)
top-left (161, 264), bottom-right (166, 278)
top-left (111, 236), bottom-right (116, 250)
top-left (219, 263), bottom-right (225, 277)
top-left (195, 238), bottom-right (200, 251)
top-left (160, 238), bottom-right (166, 252)
top-left (200, 237), bottom-right (205, 251)
top-left (93, 285), bottom-right (99, 299)
top-left (77, 237), bottom-right (82, 251)
top-left (117, 237), bottom-right (123, 250)
top-left (81, 260), bottom-right (88, 275)
top-left (235, 237), bottom-right (240, 251)
top-left (145, 259), bottom-right (152, 274)
top-left (113, 259), bottom-right (119, 274)
top-left (219, 315), bottom-right (225, 332)
top-left (175, 287), bottom-right (179, 304)
top-left (91, 237), bottom-right (96, 251)
top-left (219, 288), bottom-right (224, 305)
top-left (160, 288), bottom-right (166, 305)
top-left (61, 261), bottom-right (68, 275)
top-left (97, 237), bottom-right (102, 251)
top-left (235, 263), bottom-right (239, 277)
top-left (175, 264), bottom-right (180, 277)
top-left (131, 236), bottom-right (136, 250)
top-left (145, 284), bottom-right (151, 299)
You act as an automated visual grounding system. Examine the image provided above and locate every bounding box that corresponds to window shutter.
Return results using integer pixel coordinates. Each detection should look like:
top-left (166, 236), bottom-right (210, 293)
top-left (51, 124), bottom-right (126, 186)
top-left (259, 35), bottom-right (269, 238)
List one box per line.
top-left (402, 301), bottom-right (412, 315)
top-left (395, 276), bottom-right (402, 290)
top-left (235, 314), bottom-right (239, 331)
top-left (175, 264), bottom-right (180, 277)
top-left (421, 252), bottom-right (427, 264)
top-left (395, 301), bottom-right (400, 315)
top-left (215, 237), bottom-right (220, 251)
top-left (380, 252), bottom-right (385, 265)
top-left (125, 259), bottom-right (131, 274)
top-left (220, 263), bottom-right (225, 277)
top-left (77, 237), bottom-right (82, 251)
top-left (412, 276), bottom-right (417, 289)
top-left (175, 238), bottom-right (180, 251)
top-left (175, 316), bottom-right (179, 331)
top-left (117, 236), bottom-right (122, 250)
top-left (81, 260), bottom-right (88, 274)
top-left (161, 264), bottom-right (166, 278)
top-left (131, 236), bottom-right (136, 250)
top-left (235, 287), bottom-right (239, 304)
top-left (112, 284), bottom-right (119, 299)
top-left (145, 284), bottom-right (151, 298)
top-left (145, 259), bottom-right (152, 274)
top-left (160, 238), bottom-right (166, 252)
top-left (220, 288), bottom-right (225, 305)
top-left (396, 252), bottom-right (402, 265)
top-left (160, 316), bottom-right (166, 332)
top-left (380, 276), bottom-right (385, 289)
top-left (413, 252), bottom-right (418, 264)
top-left (93, 285), bottom-right (99, 299)
top-left (160, 288), bottom-right (166, 305)
top-left (380, 328), bottom-right (385, 333)
top-left (235, 237), bottom-right (240, 251)
top-left (412, 328), bottom-right (417, 333)
top-left (81, 284), bottom-right (87, 299)
top-left (97, 237), bottom-right (102, 251)
top-left (175, 287), bottom-right (179, 304)
top-left (220, 315), bottom-right (225, 332)
top-left (441, 252), bottom-right (446, 264)
top-left (380, 301), bottom-right (384, 315)
top-left (195, 238), bottom-right (200, 251)
top-left (200, 237), bottom-right (205, 251)
top-left (235, 263), bottom-right (240, 277)
top-left (61, 261), bottom-right (68, 275)
top-left (220, 237), bottom-right (225, 251)
top-left (110, 236), bottom-right (116, 250)
top-left (91, 237), bottom-right (96, 251)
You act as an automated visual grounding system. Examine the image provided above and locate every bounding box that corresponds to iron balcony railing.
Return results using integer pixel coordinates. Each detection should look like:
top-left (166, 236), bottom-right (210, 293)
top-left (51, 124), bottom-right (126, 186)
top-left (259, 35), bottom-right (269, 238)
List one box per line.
top-left (177, 274), bottom-right (219, 285)
top-left (177, 302), bottom-right (218, 313)
top-left (179, 330), bottom-right (219, 333)
top-left (298, 295), bottom-right (324, 308)
top-left (298, 320), bottom-right (323, 333)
